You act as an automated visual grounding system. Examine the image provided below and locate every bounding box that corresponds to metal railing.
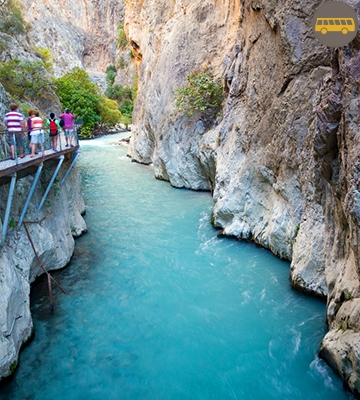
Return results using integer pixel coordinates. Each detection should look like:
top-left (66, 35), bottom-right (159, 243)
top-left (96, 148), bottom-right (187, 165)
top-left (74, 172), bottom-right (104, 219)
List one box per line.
top-left (0, 124), bottom-right (81, 165)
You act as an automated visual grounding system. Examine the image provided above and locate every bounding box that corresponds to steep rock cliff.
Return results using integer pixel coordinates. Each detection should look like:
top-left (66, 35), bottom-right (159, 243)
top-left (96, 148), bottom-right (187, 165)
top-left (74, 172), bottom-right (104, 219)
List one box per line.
top-left (0, 74), bottom-right (86, 379)
top-left (0, 161), bottom-right (86, 379)
top-left (18, 0), bottom-right (125, 83)
top-left (125, 0), bottom-right (360, 395)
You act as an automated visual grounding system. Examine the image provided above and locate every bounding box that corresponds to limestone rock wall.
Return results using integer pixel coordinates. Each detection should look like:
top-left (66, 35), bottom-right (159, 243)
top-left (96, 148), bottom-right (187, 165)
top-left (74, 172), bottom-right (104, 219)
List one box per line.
top-left (18, 0), bottom-right (125, 79)
top-left (0, 162), bottom-right (86, 379)
top-left (126, 0), bottom-right (360, 395)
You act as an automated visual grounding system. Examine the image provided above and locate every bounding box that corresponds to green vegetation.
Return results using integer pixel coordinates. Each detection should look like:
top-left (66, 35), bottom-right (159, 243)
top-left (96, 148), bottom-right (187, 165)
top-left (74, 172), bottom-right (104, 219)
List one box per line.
top-left (105, 84), bottom-right (134, 128)
top-left (52, 178), bottom-right (60, 197)
top-left (9, 360), bottom-right (18, 374)
top-left (54, 67), bottom-right (102, 137)
top-left (117, 23), bottom-right (128, 49)
top-left (99, 98), bottom-right (122, 126)
top-left (0, 0), bottom-right (27, 52)
top-left (54, 67), bottom-right (133, 137)
top-left (118, 56), bottom-right (126, 70)
top-left (8, 218), bottom-right (16, 228)
top-left (0, 9), bottom-right (134, 138)
top-left (105, 66), bottom-right (136, 128)
top-left (106, 65), bottom-right (116, 86)
top-left (0, 0), bottom-right (26, 36)
top-left (33, 46), bottom-right (53, 73)
top-left (0, 59), bottom-right (52, 100)
top-left (173, 70), bottom-right (223, 126)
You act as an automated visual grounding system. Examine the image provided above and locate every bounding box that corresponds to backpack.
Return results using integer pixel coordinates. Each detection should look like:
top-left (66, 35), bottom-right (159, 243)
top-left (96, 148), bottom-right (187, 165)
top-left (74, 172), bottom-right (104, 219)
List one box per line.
top-left (49, 119), bottom-right (58, 135)
top-left (59, 118), bottom-right (64, 127)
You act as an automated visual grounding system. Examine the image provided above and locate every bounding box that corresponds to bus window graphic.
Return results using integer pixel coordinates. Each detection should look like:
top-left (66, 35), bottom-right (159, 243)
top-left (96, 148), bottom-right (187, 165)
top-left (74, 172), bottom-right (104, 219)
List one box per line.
top-left (315, 18), bottom-right (355, 34)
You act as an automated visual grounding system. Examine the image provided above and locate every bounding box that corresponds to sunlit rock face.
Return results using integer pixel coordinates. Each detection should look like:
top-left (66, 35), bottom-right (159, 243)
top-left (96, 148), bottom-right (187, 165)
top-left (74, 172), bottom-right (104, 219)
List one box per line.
top-left (18, 0), bottom-right (125, 78)
top-left (125, 0), bottom-right (360, 395)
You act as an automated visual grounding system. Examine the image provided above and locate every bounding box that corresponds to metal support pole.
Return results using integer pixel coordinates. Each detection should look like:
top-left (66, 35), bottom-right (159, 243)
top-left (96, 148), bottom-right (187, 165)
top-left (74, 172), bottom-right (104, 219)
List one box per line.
top-left (23, 223), bottom-right (67, 311)
top-left (1, 173), bottom-right (17, 247)
top-left (60, 151), bottom-right (79, 186)
top-left (17, 165), bottom-right (43, 228)
top-left (37, 156), bottom-right (64, 212)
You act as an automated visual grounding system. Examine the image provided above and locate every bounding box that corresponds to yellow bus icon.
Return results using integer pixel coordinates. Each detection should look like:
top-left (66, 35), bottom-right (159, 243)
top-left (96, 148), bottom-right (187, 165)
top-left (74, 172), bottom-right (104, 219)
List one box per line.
top-left (315, 18), bottom-right (356, 34)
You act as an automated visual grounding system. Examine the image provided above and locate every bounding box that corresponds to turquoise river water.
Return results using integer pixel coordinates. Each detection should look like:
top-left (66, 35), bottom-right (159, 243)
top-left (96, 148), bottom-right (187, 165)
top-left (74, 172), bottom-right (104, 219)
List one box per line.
top-left (0, 133), bottom-right (354, 399)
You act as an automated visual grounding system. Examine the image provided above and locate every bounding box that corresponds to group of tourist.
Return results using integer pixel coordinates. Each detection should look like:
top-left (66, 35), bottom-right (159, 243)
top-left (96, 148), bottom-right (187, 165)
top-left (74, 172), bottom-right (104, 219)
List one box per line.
top-left (3, 103), bottom-right (76, 160)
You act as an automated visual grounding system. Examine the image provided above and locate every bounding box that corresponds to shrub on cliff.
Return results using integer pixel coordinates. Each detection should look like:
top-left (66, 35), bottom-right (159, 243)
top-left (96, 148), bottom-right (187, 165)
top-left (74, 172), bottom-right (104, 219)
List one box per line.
top-left (117, 23), bottom-right (127, 49)
top-left (0, 0), bottom-right (27, 36)
top-left (106, 65), bottom-right (116, 86)
top-left (33, 46), bottom-right (53, 74)
top-left (0, 0), bottom-right (28, 52)
top-left (0, 59), bottom-right (52, 99)
top-left (173, 70), bottom-right (223, 127)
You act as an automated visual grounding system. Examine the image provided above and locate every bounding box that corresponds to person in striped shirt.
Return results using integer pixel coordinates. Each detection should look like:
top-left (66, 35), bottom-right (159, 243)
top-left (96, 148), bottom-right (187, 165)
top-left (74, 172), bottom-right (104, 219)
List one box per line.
top-left (4, 103), bottom-right (26, 160)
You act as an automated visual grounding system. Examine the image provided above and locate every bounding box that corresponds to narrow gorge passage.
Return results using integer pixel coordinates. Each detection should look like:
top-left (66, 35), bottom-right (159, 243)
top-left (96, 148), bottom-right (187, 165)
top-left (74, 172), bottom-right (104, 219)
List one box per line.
top-left (0, 133), bottom-right (353, 400)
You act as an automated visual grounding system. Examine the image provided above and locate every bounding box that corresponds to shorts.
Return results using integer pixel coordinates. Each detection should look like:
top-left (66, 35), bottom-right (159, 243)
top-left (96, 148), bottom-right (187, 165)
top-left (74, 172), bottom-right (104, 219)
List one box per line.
top-left (64, 129), bottom-right (74, 139)
top-left (49, 130), bottom-right (59, 137)
top-left (30, 130), bottom-right (44, 144)
top-left (8, 131), bottom-right (24, 148)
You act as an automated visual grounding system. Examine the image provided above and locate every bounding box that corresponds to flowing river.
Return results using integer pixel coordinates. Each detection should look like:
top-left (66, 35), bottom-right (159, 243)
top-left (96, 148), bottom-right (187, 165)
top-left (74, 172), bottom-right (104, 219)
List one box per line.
top-left (0, 133), bottom-right (353, 399)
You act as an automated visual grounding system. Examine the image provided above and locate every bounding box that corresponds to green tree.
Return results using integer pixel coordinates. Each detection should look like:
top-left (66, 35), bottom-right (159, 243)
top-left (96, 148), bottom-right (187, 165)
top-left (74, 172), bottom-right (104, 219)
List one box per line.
top-left (54, 67), bottom-right (130, 137)
top-left (105, 83), bottom-right (134, 125)
top-left (105, 83), bottom-right (132, 102)
top-left (54, 67), bottom-right (102, 131)
top-left (99, 98), bottom-right (122, 126)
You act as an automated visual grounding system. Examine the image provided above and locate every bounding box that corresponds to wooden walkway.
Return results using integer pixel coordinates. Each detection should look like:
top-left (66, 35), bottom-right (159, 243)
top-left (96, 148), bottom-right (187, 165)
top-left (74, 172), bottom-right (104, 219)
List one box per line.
top-left (0, 132), bottom-right (81, 246)
top-left (0, 146), bottom-right (79, 180)
top-left (0, 132), bottom-right (80, 183)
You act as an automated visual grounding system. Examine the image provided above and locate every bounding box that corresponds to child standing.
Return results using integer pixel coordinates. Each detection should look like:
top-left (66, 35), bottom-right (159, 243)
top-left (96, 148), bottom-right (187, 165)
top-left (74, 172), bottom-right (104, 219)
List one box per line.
top-left (46, 112), bottom-right (61, 152)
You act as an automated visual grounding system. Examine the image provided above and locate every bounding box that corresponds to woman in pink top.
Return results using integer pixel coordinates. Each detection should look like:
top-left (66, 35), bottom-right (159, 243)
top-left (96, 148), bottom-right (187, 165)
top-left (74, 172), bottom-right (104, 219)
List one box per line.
top-left (30, 110), bottom-right (44, 158)
top-left (59, 108), bottom-right (75, 147)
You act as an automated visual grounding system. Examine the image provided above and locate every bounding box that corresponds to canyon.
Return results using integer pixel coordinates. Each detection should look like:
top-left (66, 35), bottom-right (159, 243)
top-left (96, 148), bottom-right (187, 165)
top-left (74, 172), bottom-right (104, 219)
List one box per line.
top-left (125, 0), bottom-right (360, 396)
top-left (0, 0), bottom-right (360, 397)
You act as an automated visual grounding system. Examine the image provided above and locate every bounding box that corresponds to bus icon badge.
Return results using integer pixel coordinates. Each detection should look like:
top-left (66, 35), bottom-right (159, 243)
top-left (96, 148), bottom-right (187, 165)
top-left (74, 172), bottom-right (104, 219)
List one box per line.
top-left (312, 1), bottom-right (359, 47)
